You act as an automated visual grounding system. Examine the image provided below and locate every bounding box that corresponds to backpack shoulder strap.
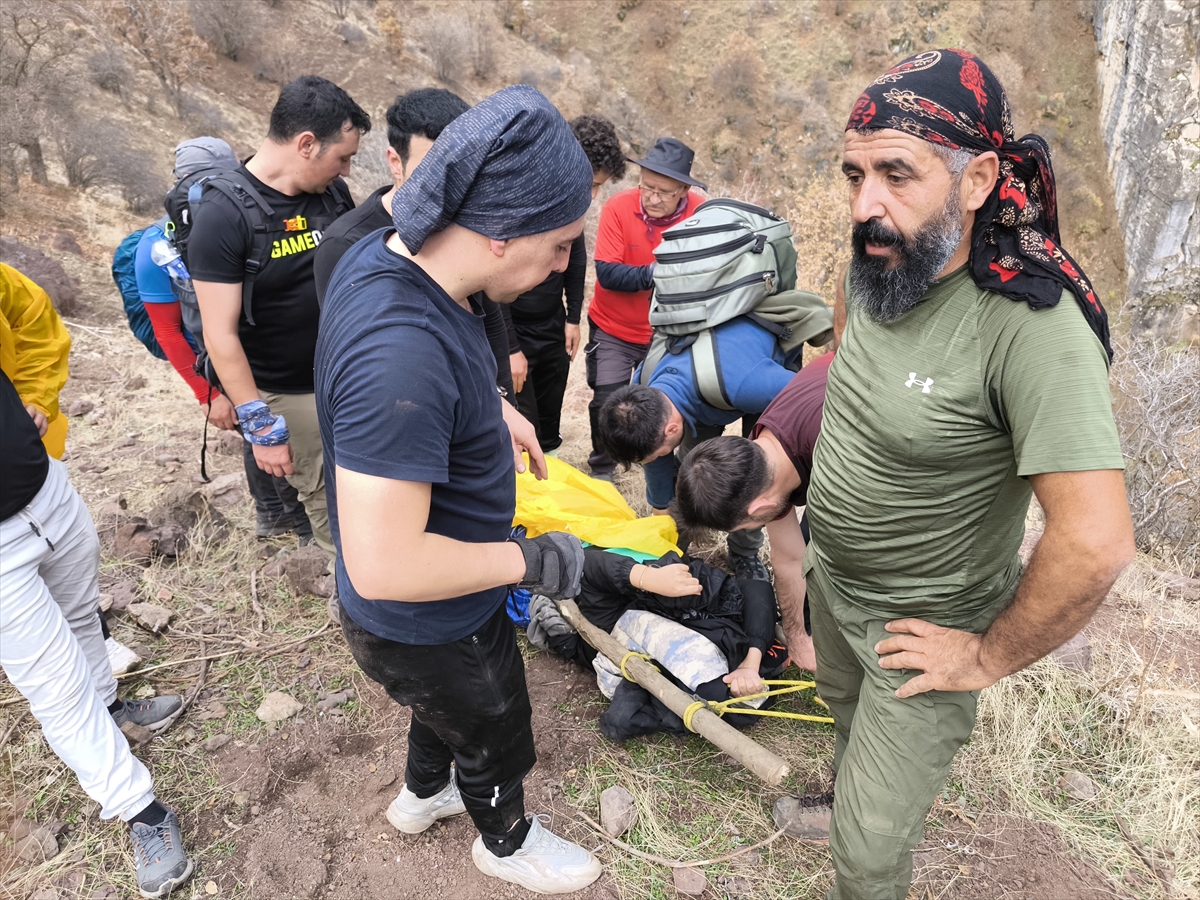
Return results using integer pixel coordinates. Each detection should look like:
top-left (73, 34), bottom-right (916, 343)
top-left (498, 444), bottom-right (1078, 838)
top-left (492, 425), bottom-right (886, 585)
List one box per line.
top-left (691, 329), bottom-right (735, 411)
top-left (194, 173), bottom-right (275, 327)
top-left (638, 336), bottom-right (669, 388)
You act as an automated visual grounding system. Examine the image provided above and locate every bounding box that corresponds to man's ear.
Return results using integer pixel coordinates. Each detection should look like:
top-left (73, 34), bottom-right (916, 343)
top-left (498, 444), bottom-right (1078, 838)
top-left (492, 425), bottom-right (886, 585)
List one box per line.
top-left (746, 494), bottom-right (776, 520)
top-left (664, 417), bottom-right (683, 442)
top-left (962, 150), bottom-right (1000, 213)
top-left (488, 238), bottom-right (509, 259)
top-left (386, 146), bottom-right (405, 183)
top-left (295, 131), bottom-right (320, 160)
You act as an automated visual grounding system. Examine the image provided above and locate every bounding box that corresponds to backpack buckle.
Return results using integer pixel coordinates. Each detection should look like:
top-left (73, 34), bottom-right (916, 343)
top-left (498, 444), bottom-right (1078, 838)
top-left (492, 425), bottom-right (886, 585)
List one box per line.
top-left (752, 234), bottom-right (768, 254)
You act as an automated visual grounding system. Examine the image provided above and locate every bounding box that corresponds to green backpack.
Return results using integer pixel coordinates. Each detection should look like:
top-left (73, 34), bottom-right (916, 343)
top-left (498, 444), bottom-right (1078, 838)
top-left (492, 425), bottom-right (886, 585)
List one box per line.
top-left (641, 199), bottom-right (833, 410)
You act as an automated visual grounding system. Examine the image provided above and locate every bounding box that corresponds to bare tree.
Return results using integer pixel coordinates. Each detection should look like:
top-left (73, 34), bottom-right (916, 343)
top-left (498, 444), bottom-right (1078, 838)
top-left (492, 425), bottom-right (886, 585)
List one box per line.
top-left (189, 0), bottom-right (258, 61)
top-left (52, 117), bottom-right (121, 188)
top-left (422, 18), bottom-right (468, 83)
top-left (466, 8), bottom-right (497, 79)
top-left (0, 0), bottom-right (79, 186)
top-left (329, 0), bottom-right (350, 18)
top-left (101, 0), bottom-right (211, 115)
top-left (1112, 338), bottom-right (1200, 559)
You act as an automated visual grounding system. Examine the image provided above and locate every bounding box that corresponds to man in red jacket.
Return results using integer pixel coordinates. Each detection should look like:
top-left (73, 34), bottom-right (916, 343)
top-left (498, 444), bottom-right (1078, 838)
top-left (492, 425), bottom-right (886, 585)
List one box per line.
top-left (585, 138), bottom-right (704, 479)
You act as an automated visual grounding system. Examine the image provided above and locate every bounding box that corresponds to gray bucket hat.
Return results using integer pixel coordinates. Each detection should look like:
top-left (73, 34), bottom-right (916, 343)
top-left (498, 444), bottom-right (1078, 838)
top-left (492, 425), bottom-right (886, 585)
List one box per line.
top-left (173, 137), bottom-right (237, 180)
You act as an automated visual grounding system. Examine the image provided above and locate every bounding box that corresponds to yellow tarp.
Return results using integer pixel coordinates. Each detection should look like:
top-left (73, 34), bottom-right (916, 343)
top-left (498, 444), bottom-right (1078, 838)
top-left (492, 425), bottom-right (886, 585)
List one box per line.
top-left (514, 456), bottom-right (680, 558)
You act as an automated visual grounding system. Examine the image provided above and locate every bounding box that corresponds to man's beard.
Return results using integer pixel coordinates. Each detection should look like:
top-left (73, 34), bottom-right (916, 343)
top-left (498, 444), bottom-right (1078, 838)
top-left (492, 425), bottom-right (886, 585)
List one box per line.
top-left (746, 496), bottom-right (792, 529)
top-left (848, 192), bottom-right (964, 324)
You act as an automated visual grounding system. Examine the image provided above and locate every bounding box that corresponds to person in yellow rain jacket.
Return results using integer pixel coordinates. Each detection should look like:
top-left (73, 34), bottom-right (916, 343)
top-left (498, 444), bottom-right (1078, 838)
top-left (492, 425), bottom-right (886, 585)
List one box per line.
top-left (0, 263), bottom-right (71, 459)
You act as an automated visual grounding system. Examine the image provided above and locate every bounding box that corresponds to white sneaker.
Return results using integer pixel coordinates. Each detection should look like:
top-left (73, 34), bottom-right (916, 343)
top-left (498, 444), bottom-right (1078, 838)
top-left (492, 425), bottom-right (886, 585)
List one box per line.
top-left (386, 777), bottom-right (466, 834)
top-left (106, 637), bottom-right (142, 676)
top-left (471, 814), bottom-right (602, 894)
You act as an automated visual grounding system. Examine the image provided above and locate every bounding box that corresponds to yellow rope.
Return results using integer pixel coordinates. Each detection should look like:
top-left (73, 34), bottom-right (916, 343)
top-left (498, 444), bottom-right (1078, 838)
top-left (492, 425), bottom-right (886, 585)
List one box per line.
top-left (619, 651), bottom-right (655, 682)
top-left (681, 679), bottom-right (835, 731)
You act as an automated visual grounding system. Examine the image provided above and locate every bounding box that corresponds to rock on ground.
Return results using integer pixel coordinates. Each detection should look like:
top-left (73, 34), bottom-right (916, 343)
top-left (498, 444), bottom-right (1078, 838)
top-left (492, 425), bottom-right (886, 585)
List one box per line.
top-left (201, 733), bottom-right (233, 753)
top-left (257, 691), bottom-right (303, 723)
top-left (1049, 631), bottom-right (1092, 673)
top-left (599, 785), bottom-right (637, 837)
top-left (0, 236), bottom-right (80, 315)
top-left (1059, 771), bottom-right (1099, 802)
top-left (127, 602), bottom-right (173, 633)
top-left (281, 546), bottom-right (335, 598)
top-left (16, 826), bottom-right (60, 862)
top-left (673, 866), bottom-right (707, 896)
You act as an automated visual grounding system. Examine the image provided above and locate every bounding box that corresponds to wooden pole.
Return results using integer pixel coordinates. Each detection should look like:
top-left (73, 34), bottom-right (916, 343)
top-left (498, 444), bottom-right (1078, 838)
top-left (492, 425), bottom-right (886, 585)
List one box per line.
top-left (556, 598), bottom-right (790, 786)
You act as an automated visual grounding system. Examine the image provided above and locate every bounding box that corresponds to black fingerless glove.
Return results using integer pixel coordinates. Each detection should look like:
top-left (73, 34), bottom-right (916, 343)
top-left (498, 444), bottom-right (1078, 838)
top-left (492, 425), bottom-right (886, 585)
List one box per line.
top-left (511, 532), bottom-right (585, 600)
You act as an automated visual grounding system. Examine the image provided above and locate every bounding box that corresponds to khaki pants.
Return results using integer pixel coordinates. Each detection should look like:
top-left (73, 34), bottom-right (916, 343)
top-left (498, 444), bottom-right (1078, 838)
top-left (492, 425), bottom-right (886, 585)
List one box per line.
top-left (261, 391), bottom-right (332, 554)
top-left (806, 549), bottom-right (1004, 900)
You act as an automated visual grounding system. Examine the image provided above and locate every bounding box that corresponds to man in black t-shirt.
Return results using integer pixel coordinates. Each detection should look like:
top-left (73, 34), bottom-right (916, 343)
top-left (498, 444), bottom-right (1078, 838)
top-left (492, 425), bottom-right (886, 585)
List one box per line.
top-left (190, 76), bottom-right (370, 555)
top-left (312, 88), bottom-right (514, 395)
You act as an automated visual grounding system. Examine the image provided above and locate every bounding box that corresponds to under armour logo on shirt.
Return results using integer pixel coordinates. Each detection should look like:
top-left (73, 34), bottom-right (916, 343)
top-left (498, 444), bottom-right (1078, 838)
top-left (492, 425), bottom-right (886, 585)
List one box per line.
top-left (905, 373), bottom-right (934, 393)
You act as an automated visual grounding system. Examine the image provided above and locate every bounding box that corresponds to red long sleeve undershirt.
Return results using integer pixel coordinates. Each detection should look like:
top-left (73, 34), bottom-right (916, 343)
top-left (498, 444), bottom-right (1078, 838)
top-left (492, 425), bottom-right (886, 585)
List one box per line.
top-left (141, 301), bottom-right (219, 404)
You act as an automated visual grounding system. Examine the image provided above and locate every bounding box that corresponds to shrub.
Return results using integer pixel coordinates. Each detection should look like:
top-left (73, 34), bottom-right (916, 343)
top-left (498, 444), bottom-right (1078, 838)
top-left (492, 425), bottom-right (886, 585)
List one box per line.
top-left (189, 0), bottom-right (258, 61)
top-left (422, 18), bottom-right (469, 83)
top-left (110, 146), bottom-right (168, 214)
top-left (53, 118), bottom-right (119, 188)
top-left (86, 48), bottom-right (133, 97)
top-left (329, 0), bottom-right (350, 18)
top-left (711, 41), bottom-right (766, 107)
top-left (337, 22), bottom-right (365, 43)
top-left (256, 34), bottom-right (302, 85)
top-left (179, 93), bottom-right (234, 136)
top-left (1112, 337), bottom-right (1200, 560)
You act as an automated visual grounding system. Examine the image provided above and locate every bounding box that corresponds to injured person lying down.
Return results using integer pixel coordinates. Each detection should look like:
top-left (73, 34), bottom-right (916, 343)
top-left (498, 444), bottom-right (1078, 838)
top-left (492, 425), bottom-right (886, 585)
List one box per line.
top-left (526, 548), bottom-right (788, 741)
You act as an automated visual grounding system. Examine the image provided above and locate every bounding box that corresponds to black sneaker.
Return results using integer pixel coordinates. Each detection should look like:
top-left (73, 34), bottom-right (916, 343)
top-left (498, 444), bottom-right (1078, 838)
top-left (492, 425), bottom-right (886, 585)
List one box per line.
top-left (131, 810), bottom-right (193, 898)
top-left (729, 552), bottom-right (770, 582)
top-left (112, 695), bottom-right (183, 733)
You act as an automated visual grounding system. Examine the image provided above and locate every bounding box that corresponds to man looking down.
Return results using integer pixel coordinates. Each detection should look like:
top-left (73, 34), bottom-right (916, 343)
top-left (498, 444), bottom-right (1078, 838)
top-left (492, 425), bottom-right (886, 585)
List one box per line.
top-left (189, 75), bottom-right (370, 554)
top-left (781, 50), bottom-right (1135, 898)
top-left (316, 86), bottom-right (602, 894)
top-left (598, 316), bottom-right (817, 582)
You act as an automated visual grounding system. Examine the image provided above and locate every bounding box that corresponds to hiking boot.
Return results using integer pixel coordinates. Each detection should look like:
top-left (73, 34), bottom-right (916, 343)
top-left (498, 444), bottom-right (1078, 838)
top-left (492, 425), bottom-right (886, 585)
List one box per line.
top-left (106, 636), bottom-right (142, 676)
top-left (131, 810), bottom-right (193, 898)
top-left (386, 777), bottom-right (467, 834)
top-left (112, 695), bottom-right (183, 733)
top-left (772, 790), bottom-right (833, 843)
top-left (471, 814), bottom-right (602, 894)
top-left (729, 552), bottom-right (770, 582)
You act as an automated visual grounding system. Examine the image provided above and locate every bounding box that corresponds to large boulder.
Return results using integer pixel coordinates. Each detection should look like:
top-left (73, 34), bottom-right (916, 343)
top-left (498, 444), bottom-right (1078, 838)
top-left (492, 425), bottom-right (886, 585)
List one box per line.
top-left (0, 236), bottom-right (80, 315)
top-left (1094, 0), bottom-right (1200, 343)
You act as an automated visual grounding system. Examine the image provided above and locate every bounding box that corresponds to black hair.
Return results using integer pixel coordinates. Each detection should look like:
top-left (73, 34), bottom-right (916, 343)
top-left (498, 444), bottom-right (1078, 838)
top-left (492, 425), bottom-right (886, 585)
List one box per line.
top-left (598, 384), bottom-right (671, 465)
top-left (268, 75), bottom-right (371, 145)
top-left (569, 114), bottom-right (626, 180)
top-left (386, 88), bottom-right (471, 164)
top-left (676, 436), bottom-right (770, 532)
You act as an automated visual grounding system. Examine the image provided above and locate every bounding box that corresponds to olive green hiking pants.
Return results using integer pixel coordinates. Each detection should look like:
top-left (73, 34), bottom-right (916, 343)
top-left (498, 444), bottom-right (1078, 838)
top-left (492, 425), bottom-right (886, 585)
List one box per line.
top-left (261, 391), bottom-right (332, 555)
top-left (807, 553), bottom-right (1003, 900)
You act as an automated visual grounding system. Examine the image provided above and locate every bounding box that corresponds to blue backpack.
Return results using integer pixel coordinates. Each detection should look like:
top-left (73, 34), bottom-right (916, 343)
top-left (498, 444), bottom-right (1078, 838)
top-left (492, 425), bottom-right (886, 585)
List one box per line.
top-left (111, 228), bottom-right (166, 360)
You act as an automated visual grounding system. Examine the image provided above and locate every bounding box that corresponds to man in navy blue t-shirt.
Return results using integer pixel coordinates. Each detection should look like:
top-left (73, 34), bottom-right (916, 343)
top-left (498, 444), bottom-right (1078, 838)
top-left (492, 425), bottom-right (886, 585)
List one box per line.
top-left (316, 86), bottom-right (603, 894)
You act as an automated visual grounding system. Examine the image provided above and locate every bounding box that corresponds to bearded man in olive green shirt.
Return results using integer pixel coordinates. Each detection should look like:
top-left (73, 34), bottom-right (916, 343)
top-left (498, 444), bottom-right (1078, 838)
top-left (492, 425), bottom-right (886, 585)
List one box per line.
top-left (807, 50), bottom-right (1135, 900)
top-left (676, 51), bottom-right (1135, 899)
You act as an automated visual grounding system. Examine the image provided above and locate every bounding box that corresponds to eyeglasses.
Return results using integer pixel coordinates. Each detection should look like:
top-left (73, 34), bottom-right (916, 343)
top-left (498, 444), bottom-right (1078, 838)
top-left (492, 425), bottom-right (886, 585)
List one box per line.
top-left (638, 182), bottom-right (686, 202)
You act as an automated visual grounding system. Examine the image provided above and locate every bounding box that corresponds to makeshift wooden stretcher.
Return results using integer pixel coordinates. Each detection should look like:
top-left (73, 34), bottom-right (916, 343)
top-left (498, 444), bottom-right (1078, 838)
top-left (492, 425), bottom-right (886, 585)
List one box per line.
top-left (557, 598), bottom-right (794, 786)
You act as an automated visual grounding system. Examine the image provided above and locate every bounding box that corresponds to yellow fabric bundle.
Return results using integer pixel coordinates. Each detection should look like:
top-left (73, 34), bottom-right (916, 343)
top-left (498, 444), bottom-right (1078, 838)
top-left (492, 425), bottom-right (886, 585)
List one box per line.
top-left (515, 456), bottom-right (679, 558)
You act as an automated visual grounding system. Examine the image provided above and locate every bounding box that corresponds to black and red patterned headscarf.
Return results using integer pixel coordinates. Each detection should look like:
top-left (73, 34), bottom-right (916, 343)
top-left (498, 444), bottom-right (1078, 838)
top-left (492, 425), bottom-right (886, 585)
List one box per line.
top-left (846, 49), bottom-right (1112, 361)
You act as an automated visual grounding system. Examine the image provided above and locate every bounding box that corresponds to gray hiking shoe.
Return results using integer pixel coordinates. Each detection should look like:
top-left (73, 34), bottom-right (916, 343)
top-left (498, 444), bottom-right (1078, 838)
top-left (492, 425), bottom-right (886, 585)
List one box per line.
top-left (131, 811), bottom-right (193, 898)
top-left (729, 552), bottom-right (770, 582)
top-left (112, 695), bottom-right (183, 733)
top-left (773, 791), bottom-right (833, 843)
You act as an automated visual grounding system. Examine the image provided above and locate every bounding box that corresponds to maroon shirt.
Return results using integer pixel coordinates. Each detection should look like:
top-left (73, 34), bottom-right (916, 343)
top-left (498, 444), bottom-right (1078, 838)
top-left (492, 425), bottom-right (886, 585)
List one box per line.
top-left (752, 352), bottom-right (833, 511)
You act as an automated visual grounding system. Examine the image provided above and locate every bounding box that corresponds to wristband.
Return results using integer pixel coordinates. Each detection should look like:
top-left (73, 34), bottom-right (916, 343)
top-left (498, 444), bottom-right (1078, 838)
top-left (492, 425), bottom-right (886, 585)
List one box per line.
top-left (243, 413), bottom-right (289, 446)
top-left (236, 399), bottom-right (276, 435)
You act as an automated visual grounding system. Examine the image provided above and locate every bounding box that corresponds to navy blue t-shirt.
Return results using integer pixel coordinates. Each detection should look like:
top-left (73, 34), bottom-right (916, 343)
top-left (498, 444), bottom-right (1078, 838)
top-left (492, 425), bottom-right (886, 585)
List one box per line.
top-left (315, 229), bottom-right (514, 645)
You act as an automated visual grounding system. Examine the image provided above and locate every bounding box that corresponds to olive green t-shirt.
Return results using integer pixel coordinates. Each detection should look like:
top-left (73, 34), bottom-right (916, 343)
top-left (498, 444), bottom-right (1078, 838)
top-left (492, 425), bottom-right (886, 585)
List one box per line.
top-left (805, 266), bottom-right (1124, 625)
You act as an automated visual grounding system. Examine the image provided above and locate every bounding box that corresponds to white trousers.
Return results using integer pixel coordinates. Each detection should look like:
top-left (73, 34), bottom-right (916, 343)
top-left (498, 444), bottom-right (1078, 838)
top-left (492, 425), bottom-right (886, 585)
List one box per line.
top-left (0, 458), bottom-right (155, 821)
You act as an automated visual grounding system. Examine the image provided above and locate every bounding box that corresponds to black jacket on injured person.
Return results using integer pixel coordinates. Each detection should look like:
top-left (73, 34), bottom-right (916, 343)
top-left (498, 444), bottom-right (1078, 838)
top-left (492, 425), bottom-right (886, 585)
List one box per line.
top-left (532, 549), bottom-right (787, 740)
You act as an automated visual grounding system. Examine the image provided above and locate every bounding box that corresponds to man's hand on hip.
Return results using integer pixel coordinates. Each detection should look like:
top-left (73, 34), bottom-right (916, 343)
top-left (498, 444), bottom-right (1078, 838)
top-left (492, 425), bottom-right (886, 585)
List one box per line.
top-left (23, 404), bottom-right (48, 437)
top-left (253, 441), bottom-right (294, 478)
top-left (875, 619), bottom-right (999, 698)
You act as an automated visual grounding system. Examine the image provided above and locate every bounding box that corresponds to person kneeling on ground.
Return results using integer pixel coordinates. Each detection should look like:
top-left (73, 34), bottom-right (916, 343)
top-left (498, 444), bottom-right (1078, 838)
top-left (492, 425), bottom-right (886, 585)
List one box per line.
top-left (0, 370), bottom-right (192, 899)
top-left (316, 86), bottom-right (602, 895)
top-left (673, 352), bottom-right (835, 673)
top-left (598, 315), bottom-right (825, 582)
top-left (527, 547), bottom-right (787, 740)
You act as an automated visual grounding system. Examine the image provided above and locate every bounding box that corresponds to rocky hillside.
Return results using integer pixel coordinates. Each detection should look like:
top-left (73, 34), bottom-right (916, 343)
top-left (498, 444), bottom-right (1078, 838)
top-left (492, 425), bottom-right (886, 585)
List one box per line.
top-left (2, 0), bottom-right (1128, 323)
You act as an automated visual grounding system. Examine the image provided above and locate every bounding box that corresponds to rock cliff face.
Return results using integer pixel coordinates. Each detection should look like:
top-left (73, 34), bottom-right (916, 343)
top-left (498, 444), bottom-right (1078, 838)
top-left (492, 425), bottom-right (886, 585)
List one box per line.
top-left (1094, 0), bottom-right (1200, 342)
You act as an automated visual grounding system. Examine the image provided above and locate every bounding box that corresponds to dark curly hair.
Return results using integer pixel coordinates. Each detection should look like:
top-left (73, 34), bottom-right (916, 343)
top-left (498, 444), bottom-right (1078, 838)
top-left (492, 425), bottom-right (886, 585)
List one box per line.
top-left (569, 114), bottom-right (626, 181)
